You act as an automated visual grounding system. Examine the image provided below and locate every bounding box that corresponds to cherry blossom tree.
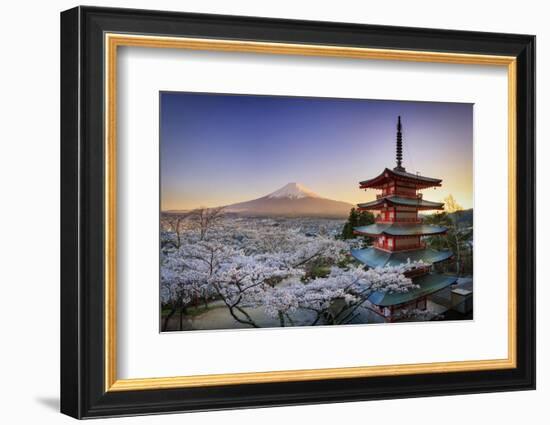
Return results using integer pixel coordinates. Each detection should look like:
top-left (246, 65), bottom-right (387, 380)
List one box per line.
top-left (189, 207), bottom-right (225, 240)
top-left (160, 212), bottom-right (192, 249)
top-left (160, 215), bottom-right (426, 330)
top-left (257, 261), bottom-right (423, 327)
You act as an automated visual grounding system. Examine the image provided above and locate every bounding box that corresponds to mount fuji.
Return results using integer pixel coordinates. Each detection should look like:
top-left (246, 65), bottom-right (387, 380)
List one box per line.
top-left (225, 183), bottom-right (353, 218)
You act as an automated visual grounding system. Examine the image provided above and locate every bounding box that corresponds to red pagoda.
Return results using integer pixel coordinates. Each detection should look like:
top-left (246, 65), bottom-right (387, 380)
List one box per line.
top-left (351, 116), bottom-right (457, 321)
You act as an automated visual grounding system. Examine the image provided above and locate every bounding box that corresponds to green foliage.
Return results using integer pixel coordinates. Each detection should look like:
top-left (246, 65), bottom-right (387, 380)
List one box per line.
top-left (301, 257), bottom-right (331, 281)
top-left (423, 211), bottom-right (451, 226)
top-left (337, 254), bottom-right (357, 268)
top-left (306, 264), bottom-right (331, 279)
top-left (358, 210), bottom-right (375, 226)
top-left (341, 208), bottom-right (374, 239)
top-left (423, 208), bottom-right (473, 276)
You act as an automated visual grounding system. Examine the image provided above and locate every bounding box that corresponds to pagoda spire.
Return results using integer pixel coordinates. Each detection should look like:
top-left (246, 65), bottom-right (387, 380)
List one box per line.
top-left (395, 116), bottom-right (405, 171)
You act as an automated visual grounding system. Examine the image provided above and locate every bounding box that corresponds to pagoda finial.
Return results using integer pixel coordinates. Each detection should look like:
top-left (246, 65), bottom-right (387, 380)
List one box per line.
top-left (395, 116), bottom-right (405, 171)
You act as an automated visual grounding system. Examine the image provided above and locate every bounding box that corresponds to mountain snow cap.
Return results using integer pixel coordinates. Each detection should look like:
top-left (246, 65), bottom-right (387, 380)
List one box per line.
top-left (266, 182), bottom-right (321, 199)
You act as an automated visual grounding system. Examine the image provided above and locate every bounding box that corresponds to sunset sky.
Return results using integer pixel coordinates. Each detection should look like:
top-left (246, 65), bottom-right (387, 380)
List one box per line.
top-left (160, 92), bottom-right (473, 211)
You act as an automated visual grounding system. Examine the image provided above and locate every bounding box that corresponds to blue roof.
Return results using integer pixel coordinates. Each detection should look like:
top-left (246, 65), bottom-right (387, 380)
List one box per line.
top-left (368, 273), bottom-right (458, 306)
top-left (354, 223), bottom-right (448, 236)
top-left (357, 196), bottom-right (444, 210)
top-left (350, 247), bottom-right (453, 268)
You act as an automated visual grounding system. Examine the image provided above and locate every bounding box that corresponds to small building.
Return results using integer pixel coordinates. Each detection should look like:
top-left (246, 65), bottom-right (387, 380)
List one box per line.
top-left (351, 116), bottom-right (457, 321)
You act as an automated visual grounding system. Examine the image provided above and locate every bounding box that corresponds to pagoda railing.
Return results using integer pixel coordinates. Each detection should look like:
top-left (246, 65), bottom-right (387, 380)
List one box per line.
top-left (404, 265), bottom-right (431, 278)
top-left (373, 241), bottom-right (427, 251)
top-left (375, 218), bottom-right (422, 224)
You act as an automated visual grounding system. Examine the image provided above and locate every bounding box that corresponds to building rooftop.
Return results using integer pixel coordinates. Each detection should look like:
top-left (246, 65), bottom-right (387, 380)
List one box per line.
top-left (367, 273), bottom-right (458, 307)
top-left (354, 223), bottom-right (448, 237)
top-left (359, 168), bottom-right (442, 190)
top-left (350, 246), bottom-right (453, 268)
top-left (357, 195), bottom-right (444, 211)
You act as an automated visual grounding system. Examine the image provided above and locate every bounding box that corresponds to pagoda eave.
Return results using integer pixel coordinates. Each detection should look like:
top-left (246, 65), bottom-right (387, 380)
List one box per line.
top-left (351, 246), bottom-right (453, 269)
top-left (359, 168), bottom-right (442, 190)
top-left (367, 273), bottom-right (458, 307)
top-left (357, 196), bottom-right (444, 211)
top-left (353, 223), bottom-right (448, 237)
top-left (357, 206), bottom-right (444, 212)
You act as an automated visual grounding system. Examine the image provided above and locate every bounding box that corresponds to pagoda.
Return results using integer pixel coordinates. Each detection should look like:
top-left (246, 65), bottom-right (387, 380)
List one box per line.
top-left (351, 116), bottom-right (457, 321)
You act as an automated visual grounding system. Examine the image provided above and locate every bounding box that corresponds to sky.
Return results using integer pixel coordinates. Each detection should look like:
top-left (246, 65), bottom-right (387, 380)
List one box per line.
top-left (160, 92), bottom-right (473, 211)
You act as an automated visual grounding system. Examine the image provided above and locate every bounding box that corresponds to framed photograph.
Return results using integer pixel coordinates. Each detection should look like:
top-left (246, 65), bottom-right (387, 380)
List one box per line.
top-left (60, 6), bottom-right (535, 419)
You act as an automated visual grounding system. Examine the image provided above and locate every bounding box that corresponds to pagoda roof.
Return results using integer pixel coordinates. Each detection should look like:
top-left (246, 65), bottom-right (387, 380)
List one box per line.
top-left (350, 246), bottom-right (453, 268)
top-left (359, 168), bottom-right (442, 190)
top-left (357, 195), bottom-right (444, 211)
top-left (354, 223), bottom-right (448, 236)
top-left (367, 273), bottom-right (457, 307)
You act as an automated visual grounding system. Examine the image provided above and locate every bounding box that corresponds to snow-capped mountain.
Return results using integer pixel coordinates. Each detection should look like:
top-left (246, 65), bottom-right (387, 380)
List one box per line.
top-left (266, 182), bottom-right (321, 200)
top-left (225, 182), bottom-right (353, 218)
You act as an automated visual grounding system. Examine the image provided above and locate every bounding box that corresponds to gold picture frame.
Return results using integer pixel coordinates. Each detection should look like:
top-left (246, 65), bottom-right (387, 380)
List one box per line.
top-left (104, 33), bottom-right (517, 392)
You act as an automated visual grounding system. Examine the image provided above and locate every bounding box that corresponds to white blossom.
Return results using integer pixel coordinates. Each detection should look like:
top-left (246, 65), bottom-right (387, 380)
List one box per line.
top-left (160, 215), bottom-right (426, 327)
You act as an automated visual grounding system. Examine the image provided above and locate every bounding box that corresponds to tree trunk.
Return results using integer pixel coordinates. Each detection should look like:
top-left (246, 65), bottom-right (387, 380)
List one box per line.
top-left (175, 231), bottom-right (181, 249)
top-left (278, 311), bottom-right (285, 327)
top-left (178, 300), bottom-right (187, 331)
top-left (228, 306), bottom-right (259, 328)
top-left (162, 306), bottom-right (177, 332)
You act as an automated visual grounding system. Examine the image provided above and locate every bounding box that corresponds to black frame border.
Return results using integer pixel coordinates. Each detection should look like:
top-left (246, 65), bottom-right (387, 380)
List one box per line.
top-left (60, 6), bottom-right (535, 419)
